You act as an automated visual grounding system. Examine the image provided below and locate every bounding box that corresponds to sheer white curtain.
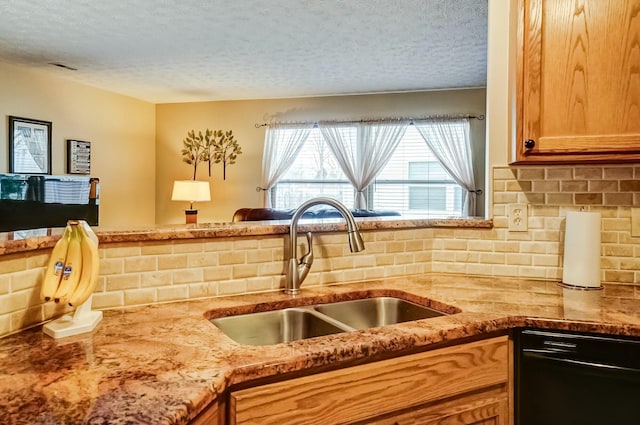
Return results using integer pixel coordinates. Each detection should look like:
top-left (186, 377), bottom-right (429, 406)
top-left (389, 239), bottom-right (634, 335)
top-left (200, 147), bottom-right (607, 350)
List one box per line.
top-left (260, 123), bottom-right (314, 207)
top-left (320, 121), bottom-right (409, 209)
top-left (414, 118), bottom-right (478, 216)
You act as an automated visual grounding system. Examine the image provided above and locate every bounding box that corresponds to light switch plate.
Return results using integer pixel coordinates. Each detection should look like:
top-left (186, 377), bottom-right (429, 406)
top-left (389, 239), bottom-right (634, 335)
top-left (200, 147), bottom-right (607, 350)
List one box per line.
top-left (508, 203), bottom-right (528, 231)
top-left (632, 208), bottom-right (640, 237)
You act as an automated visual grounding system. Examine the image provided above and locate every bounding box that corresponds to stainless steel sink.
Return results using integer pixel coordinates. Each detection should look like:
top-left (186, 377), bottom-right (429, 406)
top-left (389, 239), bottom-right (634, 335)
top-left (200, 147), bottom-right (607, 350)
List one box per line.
top-left (209, 296), bottom-right (449, 346)
top-left (210, 307), bottom-right (350, 346)
top-left (314, 297), bottom-right (446, 330)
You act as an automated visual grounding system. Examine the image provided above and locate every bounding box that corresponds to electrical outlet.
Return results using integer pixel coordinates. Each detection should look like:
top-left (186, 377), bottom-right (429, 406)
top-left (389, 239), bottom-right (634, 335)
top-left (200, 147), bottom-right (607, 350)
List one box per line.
top-left (508, 203), bottom-right (528, 231)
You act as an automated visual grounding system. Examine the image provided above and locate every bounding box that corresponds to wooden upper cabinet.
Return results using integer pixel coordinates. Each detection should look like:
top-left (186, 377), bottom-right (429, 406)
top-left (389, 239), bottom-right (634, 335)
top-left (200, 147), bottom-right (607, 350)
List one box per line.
top-left (514, 0), bottom-right (640, 163)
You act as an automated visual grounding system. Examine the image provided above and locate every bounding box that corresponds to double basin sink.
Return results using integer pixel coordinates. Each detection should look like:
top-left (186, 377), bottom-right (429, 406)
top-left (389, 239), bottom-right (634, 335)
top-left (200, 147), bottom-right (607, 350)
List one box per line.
top-left (210, 296), bottom-right (449, 346)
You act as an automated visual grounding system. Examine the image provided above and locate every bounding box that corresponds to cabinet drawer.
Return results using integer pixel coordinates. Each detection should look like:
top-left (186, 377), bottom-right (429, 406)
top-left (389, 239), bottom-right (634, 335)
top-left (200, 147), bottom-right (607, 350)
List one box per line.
top-left (230, 336), bottom-right (509, 425)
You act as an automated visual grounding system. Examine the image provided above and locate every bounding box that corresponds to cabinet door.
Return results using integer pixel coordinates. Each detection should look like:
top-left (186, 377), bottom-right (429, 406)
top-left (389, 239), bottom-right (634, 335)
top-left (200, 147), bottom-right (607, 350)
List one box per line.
top-left (229, 336), bottom-right (509, 425)
top-left (515, 0), bottom-right (640, 163)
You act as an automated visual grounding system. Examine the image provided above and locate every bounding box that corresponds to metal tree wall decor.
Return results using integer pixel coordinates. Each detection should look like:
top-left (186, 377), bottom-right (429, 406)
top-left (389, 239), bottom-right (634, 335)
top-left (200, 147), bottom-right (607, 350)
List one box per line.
top-left (181, 129), bottom-right (242, 180)
top-left (210, 129), bottom-right (242, 180)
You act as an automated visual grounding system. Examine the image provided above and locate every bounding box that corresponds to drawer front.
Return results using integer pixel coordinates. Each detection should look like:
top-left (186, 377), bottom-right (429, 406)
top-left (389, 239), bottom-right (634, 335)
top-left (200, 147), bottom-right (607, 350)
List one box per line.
top-left (231, 336), bottom-right (509, 425)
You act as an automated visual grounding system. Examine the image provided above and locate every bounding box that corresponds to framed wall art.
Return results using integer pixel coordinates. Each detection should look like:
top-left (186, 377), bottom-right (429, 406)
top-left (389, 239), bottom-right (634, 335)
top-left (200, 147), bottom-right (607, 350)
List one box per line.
top-left (8, 116), bottom-right (52, 175)
top-left (67, 139), bottom-right (91, 174)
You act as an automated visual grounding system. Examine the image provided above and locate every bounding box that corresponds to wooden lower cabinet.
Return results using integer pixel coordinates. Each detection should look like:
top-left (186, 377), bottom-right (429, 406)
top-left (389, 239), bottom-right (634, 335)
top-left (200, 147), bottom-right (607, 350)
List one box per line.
top-left (226, 336), bottom-right (510, 425)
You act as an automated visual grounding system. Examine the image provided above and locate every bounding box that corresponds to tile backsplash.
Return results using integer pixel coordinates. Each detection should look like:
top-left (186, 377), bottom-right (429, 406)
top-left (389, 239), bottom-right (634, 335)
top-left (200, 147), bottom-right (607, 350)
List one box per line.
top-left (1, 164), bottom-right (639, 337)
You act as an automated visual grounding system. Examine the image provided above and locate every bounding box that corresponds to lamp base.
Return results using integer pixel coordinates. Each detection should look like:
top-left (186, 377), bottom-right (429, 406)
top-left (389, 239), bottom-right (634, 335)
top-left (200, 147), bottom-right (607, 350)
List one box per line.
top-left (185, 209), bottom-right (198, 224)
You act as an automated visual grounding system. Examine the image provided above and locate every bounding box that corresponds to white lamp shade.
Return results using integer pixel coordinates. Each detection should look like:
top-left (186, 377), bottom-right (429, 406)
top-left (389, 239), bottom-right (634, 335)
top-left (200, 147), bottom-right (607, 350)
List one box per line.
top-left (171, 180), bottom-right (211, 203)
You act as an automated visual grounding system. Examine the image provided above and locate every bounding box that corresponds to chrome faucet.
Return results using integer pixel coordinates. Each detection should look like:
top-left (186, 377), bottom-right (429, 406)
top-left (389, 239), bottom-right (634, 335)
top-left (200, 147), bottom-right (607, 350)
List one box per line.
top-left (284, 197), bottom-right (365, 295)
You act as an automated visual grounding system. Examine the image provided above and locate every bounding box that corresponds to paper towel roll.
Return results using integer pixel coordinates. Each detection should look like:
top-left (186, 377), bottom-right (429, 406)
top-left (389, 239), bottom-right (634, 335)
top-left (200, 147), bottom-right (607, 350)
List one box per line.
top-left (562, 211), bottom-right (601, 288)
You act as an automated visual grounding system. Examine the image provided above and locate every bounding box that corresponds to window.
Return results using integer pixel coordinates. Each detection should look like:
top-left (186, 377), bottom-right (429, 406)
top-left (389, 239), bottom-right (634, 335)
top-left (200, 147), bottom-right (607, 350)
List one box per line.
top-left (272, 126), bottom-right (463, 216)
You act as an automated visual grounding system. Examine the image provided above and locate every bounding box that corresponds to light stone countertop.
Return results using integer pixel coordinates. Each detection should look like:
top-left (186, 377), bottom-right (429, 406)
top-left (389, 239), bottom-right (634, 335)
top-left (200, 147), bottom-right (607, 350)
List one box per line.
top-left (0, 217), bottom-right (491, 256)
top-left (1, 273), bottom-right (639, 425)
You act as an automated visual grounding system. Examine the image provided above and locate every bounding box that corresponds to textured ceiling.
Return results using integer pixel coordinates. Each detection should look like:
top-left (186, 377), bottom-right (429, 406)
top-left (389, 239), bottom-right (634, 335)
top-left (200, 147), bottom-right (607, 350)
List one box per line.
top-left (0, 0), bottom-right (487, 104)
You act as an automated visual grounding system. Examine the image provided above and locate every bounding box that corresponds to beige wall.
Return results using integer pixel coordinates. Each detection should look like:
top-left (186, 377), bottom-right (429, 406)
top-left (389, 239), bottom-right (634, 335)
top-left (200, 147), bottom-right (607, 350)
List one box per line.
top-left (0, 62), bottom-right (156, 227)
top-left (156, 89), bottom-right (487, 224)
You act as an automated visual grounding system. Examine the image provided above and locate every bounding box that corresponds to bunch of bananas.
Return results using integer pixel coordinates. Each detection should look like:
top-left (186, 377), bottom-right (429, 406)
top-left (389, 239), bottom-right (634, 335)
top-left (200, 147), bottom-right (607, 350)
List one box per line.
top-left (41, 220), bottom-right (100, 306)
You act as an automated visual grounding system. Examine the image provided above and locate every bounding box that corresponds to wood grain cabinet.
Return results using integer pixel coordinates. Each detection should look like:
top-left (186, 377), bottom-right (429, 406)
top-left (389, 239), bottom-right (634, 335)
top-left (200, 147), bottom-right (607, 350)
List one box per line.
top-left (514, 0), bottom-right (640, 163)
top-left (225, 336), bottom-right (510, 425)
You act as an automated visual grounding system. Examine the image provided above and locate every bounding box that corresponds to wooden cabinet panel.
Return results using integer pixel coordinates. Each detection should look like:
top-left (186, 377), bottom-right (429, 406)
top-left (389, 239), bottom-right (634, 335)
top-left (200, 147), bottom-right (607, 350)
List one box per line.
top-left (514, 0), bottom-right (640, 163)
top-left (230, 336), bottom-right (509, 425)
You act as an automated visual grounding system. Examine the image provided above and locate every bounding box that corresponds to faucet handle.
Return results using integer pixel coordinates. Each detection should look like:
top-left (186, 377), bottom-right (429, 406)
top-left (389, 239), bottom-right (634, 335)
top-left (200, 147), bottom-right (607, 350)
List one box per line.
top-left (300, 232), bottom-right (314, 267)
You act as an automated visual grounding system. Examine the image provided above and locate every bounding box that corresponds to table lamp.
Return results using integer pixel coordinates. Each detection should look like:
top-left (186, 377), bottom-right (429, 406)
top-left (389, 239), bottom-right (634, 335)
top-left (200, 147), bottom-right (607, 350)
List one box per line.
top-left (171, 180), bottom-right (211, 224)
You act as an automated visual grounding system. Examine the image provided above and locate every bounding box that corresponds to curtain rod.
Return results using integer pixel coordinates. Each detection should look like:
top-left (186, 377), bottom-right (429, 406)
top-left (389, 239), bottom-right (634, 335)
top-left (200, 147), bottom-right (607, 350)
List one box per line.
top-left (254, 114), bottom-right (485, 128)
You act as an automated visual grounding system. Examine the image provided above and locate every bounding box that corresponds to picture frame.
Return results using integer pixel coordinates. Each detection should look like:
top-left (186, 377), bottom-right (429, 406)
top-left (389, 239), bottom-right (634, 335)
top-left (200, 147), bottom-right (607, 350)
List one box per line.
top-left (66, 139), bottom-right (91, 174)
top-left (8, 116), bottom-right (52, 175)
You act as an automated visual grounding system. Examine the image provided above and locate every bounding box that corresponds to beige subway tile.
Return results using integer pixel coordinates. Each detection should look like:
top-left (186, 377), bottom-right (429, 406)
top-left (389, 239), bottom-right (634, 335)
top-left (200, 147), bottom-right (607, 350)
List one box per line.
top-left (259, 237), bottom-right (285, 249)
top-left (604, 270), bottom-right (634, 283)
top-left (493, 204), bottom-right (507, 217)
top-left (560, 180), bottom-right (588, 192)
top-left (204, 240), bottom-right (233, 252)
top-left (124, 288), bottom-right (157, 305)
top-left (404, 240), bottom-right (425, 252)
top-left (530, 205), bottom-right (559, 217)
top-left (604, 193), bottom-right (633, 206)
top-left (157, 285), bottom-right (189, 302)
top-left (141, 242), bottom-right (173, 255)
top-left (589, 206), bottom-right (620, 218)
top-left (574, 167), bottom-right (603, 179)
top-left (589, 180), bottom-right (618, 192)
top-left (124, 256), bottom-right (157, 273)
top-left (0, 314), bottom-right (11, 337)
top-left (246, 276), bottom-right (275, 292)
top-left (158, 254), bottom-right (188, 270)
top-left (383, 265), bottom-right (408, 277)
top-left (92, 291), bottom-right (124, 309)
top-left (532, 180), bottom-right (559, 193)
top-left (364, 267), bottom-right (387, 280)
top-left (518, 266), bottom-right (547, 279)
top-left (468, 240), bottom-right (494, 251)
top-left (317, 245), bottom-right (345, 258)
top-left (385, 241), bottom-right (405, 253)
top-left (10, 269), bottom-right (42, 292)
top-left (0, 276), bottom-right (10, 295)
top-left (601, 257), bottom-right (620, 270)
top-left (140, 271), bottom-right (173, 288)
top-left (546, 193), bottom-right (573, 205)
top-left (506, 254), bottom-right (532, 265)
top-left (106, 275), bottom-right (140, 291)
top-left (11, 305), bottom-right (43, 333)
top-left (527, 216), bottom-right (545, 229)
top-left (393, 253), bottom-right (415, 265)
top-left (257, 262), bottom-right (285, 276)
top-left (602, 218), bottom-right (629, 231)
top-left (466, 263), bottom-right (493, 275)
top-left (494, 192), bottom-right (519, 204)
top-left (506, 180), bottom-right (532, 192)
top-left (353, 255), bottom-right (376, 268)
top-left (0, 292), bottom-right (29, 315)
top-left (545, 242), bottom-right (562, 255)
top-left (545, 268), bottom-right (563, 280)
top-left (492, 217), bottom-right (509, 229)
top-left (0, 255), bottom-right (27, 275)
top-left (203, 266), bottom-right (233, 282)
top-left (232, 264), bottom-right (259, 279)
top-left (173, 268), bottom-right (204, 284)
top-left (519, 242), bottom-right (547, 254)
top-left (188, 282), bottom-right (218, 298)
top-left (494, 241), bottom-right (521, 253)
top-left (532, 230), bottom-right (560, 242)
top-left (232, 238), bottom-right (260, 250)
top-left (404, 263), bottom-right (426, 275)
top-left (245, 249), bottom-right (273, 264)
top-left (493, 167), bottom-right (517, 180)
top-left (26, 252), bottom-right (49, 269)
top-left (443, 239), bottom-right (468, 250)
top-left (575, 193), bottom-right (603, 204)
top-left (493, 180), bottom-right (506, 192)
top-left (218, 280), bottom-right (247, 296)
top-left (543, 217), bottom-right (564, 231)
top-left (432, 251), bottom-right (455, 262)
top-left (604, 167), bottom-right (634, 179)
top-left (100, 258), bottom-right (124, 275)
top-left (218, 251), bottom-right (246, 265)
top-left (603, 244), bottom-right (634, 257)
top-left (433, 229), bottom-right (456, 238)
top-left (532, 255), bottom-right (560, 267)
top-left (517, 168), bottom-right (545, 180)
top-left (187, 252), bottom-right (219, 268)
top-left (104, 245), bottom-right (141, 259)
top-left (375, 232), bottom-right (395, 241)
top-left (635, 193), bottom-right (640, 207)
top-left (546, 168), bottom-right (573, 180)
top-left (455, 251), bottom-right (480, 263)
top-left (492, 265), bottom-right (520, 277)
top-left (520, 192), bottom-right (545, 204)
top-left (327, 257), bottom-right (355, 271)
top-left (620, 258), bottom-right (640, 270)
top-left (315, 233), bottom-right (349, 245)
top-left (480, 253), bottom-right (506, 264)
top-left (173, 241), bottom-right (204, 254)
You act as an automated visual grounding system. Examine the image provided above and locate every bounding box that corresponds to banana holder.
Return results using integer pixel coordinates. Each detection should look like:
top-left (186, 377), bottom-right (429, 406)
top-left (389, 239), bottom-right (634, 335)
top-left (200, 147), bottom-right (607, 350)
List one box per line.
top-left (43, 220), bottom-right (103, 339)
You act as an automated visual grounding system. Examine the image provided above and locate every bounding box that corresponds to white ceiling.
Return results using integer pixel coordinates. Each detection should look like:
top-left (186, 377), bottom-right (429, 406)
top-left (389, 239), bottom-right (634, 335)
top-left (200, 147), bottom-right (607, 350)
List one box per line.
top-left (0, 0), bottom-right (487, 104)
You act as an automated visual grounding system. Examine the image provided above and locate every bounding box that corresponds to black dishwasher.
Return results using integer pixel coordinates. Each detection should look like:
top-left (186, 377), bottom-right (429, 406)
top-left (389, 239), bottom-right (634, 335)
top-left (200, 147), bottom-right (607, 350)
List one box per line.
top-left (515, 328), bottom-right (640, 425)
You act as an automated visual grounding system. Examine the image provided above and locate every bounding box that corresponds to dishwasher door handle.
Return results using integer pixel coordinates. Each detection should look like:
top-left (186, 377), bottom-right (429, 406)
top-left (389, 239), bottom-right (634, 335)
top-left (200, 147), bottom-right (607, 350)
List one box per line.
top-left (523, 350), bottom-right (640, 376)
